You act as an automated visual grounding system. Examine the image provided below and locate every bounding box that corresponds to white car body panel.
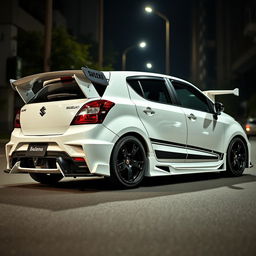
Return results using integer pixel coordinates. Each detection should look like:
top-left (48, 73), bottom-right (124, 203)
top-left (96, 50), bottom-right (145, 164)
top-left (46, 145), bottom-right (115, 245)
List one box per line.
top-left (129, 91), bottom-right (188, 155)
top-left (21, 99), bottom-right (88, 135)
top-left (5, 69), bottom-right (251, 182)
top-left (181, 108), bottom-right (225, 156)
top-left (74, 74), bottom-right (100, 98)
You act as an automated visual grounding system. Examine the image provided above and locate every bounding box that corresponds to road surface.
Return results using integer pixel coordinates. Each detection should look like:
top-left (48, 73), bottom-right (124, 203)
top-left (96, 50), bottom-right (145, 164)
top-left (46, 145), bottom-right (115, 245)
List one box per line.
top-left (0, 139), bottom-right (256, 256)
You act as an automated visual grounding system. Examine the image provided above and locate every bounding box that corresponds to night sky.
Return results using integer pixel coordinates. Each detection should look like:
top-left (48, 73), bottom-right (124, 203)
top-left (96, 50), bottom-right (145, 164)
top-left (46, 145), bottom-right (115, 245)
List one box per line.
top-left (104, 0), bottom-right (192, 80)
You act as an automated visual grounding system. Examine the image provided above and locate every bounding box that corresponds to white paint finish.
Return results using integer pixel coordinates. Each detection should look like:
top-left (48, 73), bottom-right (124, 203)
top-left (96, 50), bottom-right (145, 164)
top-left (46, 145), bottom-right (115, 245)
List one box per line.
top-left (128, 86), bottom-right (187, 149)
top-left (74, 74), bottom-right (100, 98)
top-left (203, 88), bottom-right (239, 102)
top-left (5, 70), bottom-right (251, 181)
top-left (182, 108), bottom-right (226, 154)
top-left (20, 99), bottom-right (87, 135)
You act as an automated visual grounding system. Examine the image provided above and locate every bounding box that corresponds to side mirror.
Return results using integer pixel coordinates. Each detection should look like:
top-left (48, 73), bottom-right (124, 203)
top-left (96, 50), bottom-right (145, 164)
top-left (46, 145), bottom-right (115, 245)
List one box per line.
top-left (215, 102), bottom-right (224, 115)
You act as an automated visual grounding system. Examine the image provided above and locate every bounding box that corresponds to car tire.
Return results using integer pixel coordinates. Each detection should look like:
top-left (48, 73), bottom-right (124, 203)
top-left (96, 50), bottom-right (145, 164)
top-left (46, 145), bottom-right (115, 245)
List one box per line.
top-left (110, 136), bottom-right (147, 188)
top-left (226, 137), bottom-right (247, 177)
top-left (29, 173), bottom-right (63, 184)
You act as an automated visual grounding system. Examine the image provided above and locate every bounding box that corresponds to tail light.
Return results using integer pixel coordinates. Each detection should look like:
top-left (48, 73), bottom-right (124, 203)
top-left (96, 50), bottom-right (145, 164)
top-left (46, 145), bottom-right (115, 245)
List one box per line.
top-left (72, 157), bottom-right (86, 162)
top-left (14, 109), bottom-right (21, 128)
top-left (60, 76), bottom-right (74, 83)
top-left (71, 100), bottom-right (115, 125)
top-left (246, 124), bottom-right (251, 132)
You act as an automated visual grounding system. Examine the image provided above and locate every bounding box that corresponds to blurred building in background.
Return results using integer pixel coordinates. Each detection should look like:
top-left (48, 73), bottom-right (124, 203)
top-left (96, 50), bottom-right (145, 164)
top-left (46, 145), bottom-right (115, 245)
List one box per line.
top-left (216, 0), bottom-right (256, 117)
top-left (0, 0), bottom-right (44, 134)
top-left (191, 0), bottom-right (256, 117)
top-left (0, 0), bottom-right (99, 135)
top-left (191, 0), bottom-right (216, 90)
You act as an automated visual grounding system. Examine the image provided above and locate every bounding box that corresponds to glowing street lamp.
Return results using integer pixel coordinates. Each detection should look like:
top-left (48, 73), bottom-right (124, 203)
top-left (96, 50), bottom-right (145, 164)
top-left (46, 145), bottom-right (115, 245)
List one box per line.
top-left (145, 6), bottom-right (170, 74)
top-left (145, 6), bottom-right (153, 13)
top-left (122, 41), bottom-right (147, 70)
top-left (146, 62), bottom-right (153, 69)
top-left (139, 41), bottom-right (146, 48)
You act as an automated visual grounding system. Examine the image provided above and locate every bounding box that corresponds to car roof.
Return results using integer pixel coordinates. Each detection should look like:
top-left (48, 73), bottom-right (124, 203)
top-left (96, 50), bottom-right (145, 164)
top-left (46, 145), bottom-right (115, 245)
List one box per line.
top-left (13, 70), bottom-right (192, 88)
top-left (109, 71), bottom-right (193, 86)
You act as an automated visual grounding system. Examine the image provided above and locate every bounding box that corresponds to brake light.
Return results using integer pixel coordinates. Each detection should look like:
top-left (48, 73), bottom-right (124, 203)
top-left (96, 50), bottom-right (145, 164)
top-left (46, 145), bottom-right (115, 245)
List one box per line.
top-left (14, 109), bottom-right (21, 128)
top-left (71, 100), bottom-right (115, 125)
top-left (60, 76), bottom-right (74, 83)
top-left (246, 124), bottom-right (251, 132)
top-left (72, 157), bottom-right (86, 162)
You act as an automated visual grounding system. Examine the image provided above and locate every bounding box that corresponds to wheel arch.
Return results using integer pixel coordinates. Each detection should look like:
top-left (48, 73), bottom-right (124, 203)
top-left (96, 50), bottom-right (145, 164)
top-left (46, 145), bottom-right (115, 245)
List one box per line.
top-left (116, 132), bottom-right (150, 155)
top-left (226, 134), bottom-right (249, 168)
top-left (109, 131), bottom-right (149, 188)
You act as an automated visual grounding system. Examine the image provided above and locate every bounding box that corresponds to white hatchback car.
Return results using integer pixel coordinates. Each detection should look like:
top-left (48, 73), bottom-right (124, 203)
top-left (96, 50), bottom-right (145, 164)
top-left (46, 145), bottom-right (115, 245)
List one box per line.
top-left (4, 67), bottom-right (252, 188)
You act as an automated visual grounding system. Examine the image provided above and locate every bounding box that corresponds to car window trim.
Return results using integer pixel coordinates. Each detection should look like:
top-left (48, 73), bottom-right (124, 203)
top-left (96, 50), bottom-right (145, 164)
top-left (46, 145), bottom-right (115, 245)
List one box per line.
top-left (126, 76), bottom-right (176, 106)
top-left (165, 78), bottom-right (180, 106)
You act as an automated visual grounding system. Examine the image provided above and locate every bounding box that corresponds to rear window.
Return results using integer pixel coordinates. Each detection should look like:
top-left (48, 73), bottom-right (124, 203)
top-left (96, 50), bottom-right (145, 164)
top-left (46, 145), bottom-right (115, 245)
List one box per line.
top-left (28, 79), bottom-right (85, 103)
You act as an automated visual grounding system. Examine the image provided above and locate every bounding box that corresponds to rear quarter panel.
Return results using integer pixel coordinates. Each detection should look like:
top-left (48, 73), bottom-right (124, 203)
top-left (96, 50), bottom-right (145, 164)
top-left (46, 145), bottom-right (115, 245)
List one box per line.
top-left (102, 73), bottom-right (153, 153)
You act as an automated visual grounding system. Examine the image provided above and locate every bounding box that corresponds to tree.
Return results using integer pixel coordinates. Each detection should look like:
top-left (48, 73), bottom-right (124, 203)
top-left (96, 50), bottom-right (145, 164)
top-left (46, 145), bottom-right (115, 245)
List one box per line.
top-left (17, 27), bottom-right (112, 76)
top-left (51, 27), bottom-right (93, 70)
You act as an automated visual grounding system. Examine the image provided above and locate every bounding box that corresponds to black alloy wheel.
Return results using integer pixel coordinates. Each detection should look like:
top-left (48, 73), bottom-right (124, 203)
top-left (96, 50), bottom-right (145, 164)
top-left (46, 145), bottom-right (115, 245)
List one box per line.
top-left (226, 137), bottom-right (247, 176)
top-left (110, 136), bottom-right (147, 188)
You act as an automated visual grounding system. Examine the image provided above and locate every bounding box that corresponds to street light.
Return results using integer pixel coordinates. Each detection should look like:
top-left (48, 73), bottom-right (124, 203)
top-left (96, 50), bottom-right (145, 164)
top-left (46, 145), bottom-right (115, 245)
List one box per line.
top-left (146, 62), bottom-right (152, 69)
top-left (145, 7), bottom-right (153, 13)
top-left (122, 41), bottom-right (147, 70)
top-left (139, 41), bottom-right (146, 48)
top-left (145, 6), bottom-right (170, 74)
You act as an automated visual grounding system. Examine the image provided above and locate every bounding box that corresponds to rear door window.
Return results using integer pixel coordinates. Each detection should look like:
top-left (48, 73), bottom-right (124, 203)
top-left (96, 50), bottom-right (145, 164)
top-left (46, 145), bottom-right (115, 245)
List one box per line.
top-left (128, 78), bottom-right (172, 104)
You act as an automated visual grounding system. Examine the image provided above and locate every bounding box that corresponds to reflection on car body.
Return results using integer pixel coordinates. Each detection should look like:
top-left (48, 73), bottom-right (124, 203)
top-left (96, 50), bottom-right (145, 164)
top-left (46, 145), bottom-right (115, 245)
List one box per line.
top-left (4, 67), bottom-right (252, 188)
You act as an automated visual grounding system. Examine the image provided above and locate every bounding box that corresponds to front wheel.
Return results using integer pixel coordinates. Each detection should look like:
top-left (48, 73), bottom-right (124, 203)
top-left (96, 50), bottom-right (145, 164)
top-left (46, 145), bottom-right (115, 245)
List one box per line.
top-left (29, 173), bottom-right (63, 184)
top-left (110, 136), bottom-right (147, 188)
top-left (226, 137), bottom-right (247, 177)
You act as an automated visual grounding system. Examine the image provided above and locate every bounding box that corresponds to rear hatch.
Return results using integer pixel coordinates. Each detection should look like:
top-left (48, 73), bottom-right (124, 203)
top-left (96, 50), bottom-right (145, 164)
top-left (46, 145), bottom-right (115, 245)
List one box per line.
top-left (12, 68), bottom-right (109, 135)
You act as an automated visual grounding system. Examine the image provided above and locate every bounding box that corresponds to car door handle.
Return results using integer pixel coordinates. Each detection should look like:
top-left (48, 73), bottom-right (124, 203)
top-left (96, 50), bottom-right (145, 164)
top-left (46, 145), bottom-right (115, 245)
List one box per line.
top-left (187, 113), bottom-right (197, 120)
top-left (143, 107), bottom-right (155, 115)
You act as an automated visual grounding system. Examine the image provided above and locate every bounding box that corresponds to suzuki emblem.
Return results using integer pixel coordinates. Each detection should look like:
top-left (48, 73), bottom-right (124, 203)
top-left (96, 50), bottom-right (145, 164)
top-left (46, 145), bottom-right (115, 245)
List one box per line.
top-left (40, 106), bottom-right (46, 116)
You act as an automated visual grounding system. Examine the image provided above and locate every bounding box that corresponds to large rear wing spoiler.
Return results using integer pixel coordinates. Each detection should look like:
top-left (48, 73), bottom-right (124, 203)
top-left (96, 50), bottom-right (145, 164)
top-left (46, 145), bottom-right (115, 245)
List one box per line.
top-left (203, 88), bottom-right (239, 102)
top-left (9, 67), bottom-right (109, 103)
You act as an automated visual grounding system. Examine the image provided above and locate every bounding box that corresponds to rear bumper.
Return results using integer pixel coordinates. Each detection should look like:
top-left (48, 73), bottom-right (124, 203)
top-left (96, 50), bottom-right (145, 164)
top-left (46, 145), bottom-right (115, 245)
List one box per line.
top-left (7, 150), bottom-right (93, 177)
top-left (5, 124), bottom-right (118, 177)
top-left (5, 161), bottom-right (64, 175)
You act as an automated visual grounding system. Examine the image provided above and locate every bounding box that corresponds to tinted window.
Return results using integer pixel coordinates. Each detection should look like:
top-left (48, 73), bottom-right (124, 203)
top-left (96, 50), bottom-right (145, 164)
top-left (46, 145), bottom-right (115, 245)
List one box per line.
top-left (29, 80), bottom-right (85, 103)
top-left (171, 81), bottom-right (210, 112)
top-left (139, 79), bottom-right (172, 104)
top-left (127, 80), bottom-right (143, 97)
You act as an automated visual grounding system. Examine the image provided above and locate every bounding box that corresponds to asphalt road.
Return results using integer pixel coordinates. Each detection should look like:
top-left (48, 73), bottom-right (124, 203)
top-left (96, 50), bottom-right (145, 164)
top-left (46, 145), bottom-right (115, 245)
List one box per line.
top-left (0, 139), bottom-right (256, 256)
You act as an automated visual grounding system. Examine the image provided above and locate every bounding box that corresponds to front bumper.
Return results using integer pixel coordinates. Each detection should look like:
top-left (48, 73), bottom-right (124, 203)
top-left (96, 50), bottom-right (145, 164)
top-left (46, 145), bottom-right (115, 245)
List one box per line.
top-left (5, 124), bottom-right (117, 177)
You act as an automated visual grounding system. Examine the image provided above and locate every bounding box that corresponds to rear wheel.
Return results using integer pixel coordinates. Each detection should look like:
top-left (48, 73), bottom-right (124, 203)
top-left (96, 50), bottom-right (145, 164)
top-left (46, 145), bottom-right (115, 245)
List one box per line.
top-left (29, 173), bottom-right (63, 184)
top-left (226, 137), bottom-right (247, 176)
top-left (110, 136), bottom-right (147, 188)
